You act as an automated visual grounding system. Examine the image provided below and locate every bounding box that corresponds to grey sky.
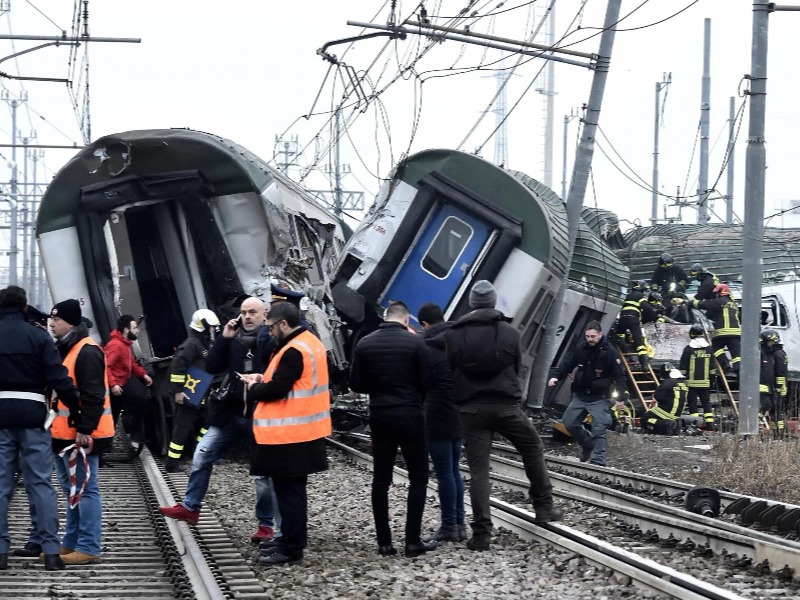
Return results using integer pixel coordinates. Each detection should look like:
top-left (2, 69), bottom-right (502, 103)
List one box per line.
top-left (2, 1), bottom-right (797, 237)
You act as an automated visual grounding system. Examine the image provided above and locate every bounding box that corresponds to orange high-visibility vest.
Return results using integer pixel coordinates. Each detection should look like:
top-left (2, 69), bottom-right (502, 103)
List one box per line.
top-left (52, 337), bottom-right (115, 441)
top-left (253, 330), bottom-right (331, 445)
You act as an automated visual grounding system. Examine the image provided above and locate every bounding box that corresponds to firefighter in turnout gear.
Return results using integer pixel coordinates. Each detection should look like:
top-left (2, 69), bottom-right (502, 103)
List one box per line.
top-left (761, 329), bottom-right (787, 437)
top-left (692, 283), bottom-right (741, 378)
top-left (165, 309), bottom-right (220, 472)
top-left (690, 263), bottom-right (719, 302)
top-left (759, 332), bottom-right (777, 429)
top-left (679, 324), bottom-right (715, 430)
top-left (617, 280), bottom-right (658, 371)
top-left (642, 364), bottom-right (688, 435)
top-left (650, 253), bottom-right (688, 300)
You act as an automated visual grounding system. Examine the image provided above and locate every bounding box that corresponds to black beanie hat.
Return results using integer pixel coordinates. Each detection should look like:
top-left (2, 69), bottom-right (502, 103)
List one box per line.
top-left (50, 299), bottom-right (82, 326)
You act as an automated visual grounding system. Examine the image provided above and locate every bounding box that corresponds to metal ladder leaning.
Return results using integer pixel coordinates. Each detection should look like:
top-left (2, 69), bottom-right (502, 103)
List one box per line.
top-left (617, 346), bottom-right (659, 411)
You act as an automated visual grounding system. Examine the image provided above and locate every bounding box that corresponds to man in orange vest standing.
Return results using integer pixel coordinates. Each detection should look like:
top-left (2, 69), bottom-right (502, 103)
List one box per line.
top-left (49, 299), bottom-right (114, 565)
top-left (240, 301), bottom-right (331, 567)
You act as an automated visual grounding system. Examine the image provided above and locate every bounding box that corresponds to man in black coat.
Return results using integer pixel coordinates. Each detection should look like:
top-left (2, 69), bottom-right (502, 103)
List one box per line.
top-left (160, 297), bottom-right (279, 543)
top-left (548, 321), bottom-right (627, 467)
top-left (447, 281), bottom-right (562, 552)
top-left (417, 302), bottom-right (465, 543)
top-left (350, 300), bottom-right (436, 558)
top-left (0, 286), bottom-right (78, 571)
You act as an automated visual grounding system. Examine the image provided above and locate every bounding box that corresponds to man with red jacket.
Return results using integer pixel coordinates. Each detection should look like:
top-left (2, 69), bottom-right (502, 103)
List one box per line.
top-left (104, 315), bottom-right (152, 443)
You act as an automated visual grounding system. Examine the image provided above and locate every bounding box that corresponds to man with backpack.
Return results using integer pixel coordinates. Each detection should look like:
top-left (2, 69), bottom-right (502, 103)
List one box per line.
top-left (446, 280), bottom-right (562, 552)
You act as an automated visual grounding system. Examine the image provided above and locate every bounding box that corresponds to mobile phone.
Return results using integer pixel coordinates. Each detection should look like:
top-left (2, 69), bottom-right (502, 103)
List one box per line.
top-left (232, 315), bottom-right (243, 330)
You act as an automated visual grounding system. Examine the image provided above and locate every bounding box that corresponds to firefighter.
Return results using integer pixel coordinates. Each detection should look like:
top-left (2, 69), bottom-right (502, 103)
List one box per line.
top-left (641, 363), bottom-right (688, 435)
top-left (762, 329), bottom-right (788, 437)
top-left (616, 280), bottom-right (656, 371)
top-left (759, 331), bottom-right (778, 431)
top-left (650, 253), bottom-right (688, 300)
top-left (692, 283), bottom-right (741, 378)
top-left (646, 292), bottom-right (679, 324)
top-left (165, 309), bottom-right (220, 472)
top-left (690, 263), bottom-right (719, 302)
top-left (679, 324), bottom-right (715, 430)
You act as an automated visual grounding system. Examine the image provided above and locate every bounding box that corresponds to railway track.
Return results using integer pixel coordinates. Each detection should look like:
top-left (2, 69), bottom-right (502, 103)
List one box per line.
top-left (3, 443), bottom-right (265, 600)
top-left (328, 438), bottom-right (744, 599)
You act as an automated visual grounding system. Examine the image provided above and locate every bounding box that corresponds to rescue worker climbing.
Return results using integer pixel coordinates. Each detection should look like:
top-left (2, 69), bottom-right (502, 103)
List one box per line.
top-left (761, 329), bottom-right (787, 437)
top-left (641, 363), bottom-right (688, 435)
top-left (650, 253), bottom-right (688, 300)
top-left (165, 309), bottom-right (220, 472)
top-left (679, 324), bottom-right (715, 430)
top-left (690, 263), bottom-right (719, 302)
top-left (693, 283), bottom-right (741, 378)
top-left (758, 330), bottom-right (777, 432)
top-left (617, 280), bottom-right (658, 371)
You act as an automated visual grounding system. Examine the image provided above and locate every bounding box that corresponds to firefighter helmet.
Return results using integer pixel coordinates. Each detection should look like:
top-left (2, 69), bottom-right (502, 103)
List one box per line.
top-left (189, 309), bottom-right (220, 332)
top-left (689, 324), bottom-right (705, 338)
top-left (648, 291), bottom-right (663, 303)
top-left (690, 262), bottom-right (705, 276)
top-left (660, 362), bottom-right (674, 377)
top-left (631, 279), bottom-right (648, 291)
top-left (760, 329), bottom-right (781, 344)
top-left (659, 252), bottom-right (673, 265)
top-left (713, 283), bottom-right (731, 297)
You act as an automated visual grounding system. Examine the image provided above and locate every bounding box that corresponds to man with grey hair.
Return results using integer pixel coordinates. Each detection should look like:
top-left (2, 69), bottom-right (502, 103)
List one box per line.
top-left (446, 280), bottom-right (562, 552)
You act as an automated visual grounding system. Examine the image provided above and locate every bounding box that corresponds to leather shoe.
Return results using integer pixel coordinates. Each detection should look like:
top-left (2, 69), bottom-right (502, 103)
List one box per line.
top-left (533, 506), bottom-right (564, 523)
top-left (44, 554), bottom-right (65, 571)
top-left (258, 550), bottom-right (302, 566)
top-left (377, 545), bottom-right (397, 556)
top-left (466, 537), bottom-right (490, 551)
top-left (0, 553), bottom-right (7, 570)
top-left (13, 542), bottom-right (42, 557)
top-left (405, 539), bottom-right (437, 557)
top-left (578, 443), bottom-right (592, 463)
top-left (426, 526), bottom-right (460, 542)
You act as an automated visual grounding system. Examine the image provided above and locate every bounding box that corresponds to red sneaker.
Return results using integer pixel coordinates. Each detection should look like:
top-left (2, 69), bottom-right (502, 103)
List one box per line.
top-left (159, 503), bottom-right (200, 525)
top-left (251, 525), bottom-right (274, 543)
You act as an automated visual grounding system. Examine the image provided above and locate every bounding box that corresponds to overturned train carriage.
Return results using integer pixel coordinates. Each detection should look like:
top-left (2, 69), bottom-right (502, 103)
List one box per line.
top-left (329, 148), bottom-right (628, 411)
top-left (37, 128), bottom-right (347, 450)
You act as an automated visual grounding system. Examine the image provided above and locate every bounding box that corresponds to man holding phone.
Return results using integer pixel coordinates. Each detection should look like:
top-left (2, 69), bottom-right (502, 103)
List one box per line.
top-left (160, 297), bottom-right (280, 543)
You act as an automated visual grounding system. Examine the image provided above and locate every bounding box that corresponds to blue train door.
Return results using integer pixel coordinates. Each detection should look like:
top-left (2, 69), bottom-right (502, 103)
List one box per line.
top-left (381, 203), bottom-right (492, 320)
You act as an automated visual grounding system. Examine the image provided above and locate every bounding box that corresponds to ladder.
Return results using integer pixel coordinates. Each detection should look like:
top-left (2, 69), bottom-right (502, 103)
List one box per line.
top-left (617, 347), bottom-right (659, 411)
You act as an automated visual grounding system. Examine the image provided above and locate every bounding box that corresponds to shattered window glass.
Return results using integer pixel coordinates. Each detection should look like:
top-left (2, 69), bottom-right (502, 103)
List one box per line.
top-left (421, 216), bottom-right (473, 279)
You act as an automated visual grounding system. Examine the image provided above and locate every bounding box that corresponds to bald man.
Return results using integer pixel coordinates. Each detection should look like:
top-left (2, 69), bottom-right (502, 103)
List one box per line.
top-left (160, 297), bottom-right (280, 543)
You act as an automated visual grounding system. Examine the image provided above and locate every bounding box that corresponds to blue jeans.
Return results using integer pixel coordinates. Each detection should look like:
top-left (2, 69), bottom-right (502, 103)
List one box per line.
top-left (182, 415), bottom-right (279, 528)
top-left (55, 451), bottom-right (102, 556)
top-left (427, 437), bottom-right (465, 529)
top-left (0, 428), bottom-right (61, 554)
top-left (562, 394), bottom-right (612, 466)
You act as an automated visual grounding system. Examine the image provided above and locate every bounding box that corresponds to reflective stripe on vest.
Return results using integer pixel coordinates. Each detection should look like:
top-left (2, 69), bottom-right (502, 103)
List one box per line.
top-left (0, 391), bottom-right (47, 402)
top-left (52, 337), bottom-right (115, 441)
top-left (253, 330), bottom-right (331, 445)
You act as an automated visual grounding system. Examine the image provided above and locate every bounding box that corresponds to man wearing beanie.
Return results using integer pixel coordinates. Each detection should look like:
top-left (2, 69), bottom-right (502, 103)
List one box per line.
top-left (446, 280), bottom-right (562, 551)
top-left (48, 299), bottom-right (114, 565)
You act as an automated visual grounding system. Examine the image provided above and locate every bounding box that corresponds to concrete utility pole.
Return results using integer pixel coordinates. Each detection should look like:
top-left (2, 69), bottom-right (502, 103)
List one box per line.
top-left (726, 96), bottom-right (736, 224)
top-left (538, 1), bottom-right (557, 187)
top-left (530, 0), bottom-right (623, 407)
top-left (651, 73), bottom-right (672, 225)
top-left (561, 109), bottom-right (579, 201)
top-left (698, 19), bottom-right (712, 224)
top-left (739, 1), bottom-right (800, 434)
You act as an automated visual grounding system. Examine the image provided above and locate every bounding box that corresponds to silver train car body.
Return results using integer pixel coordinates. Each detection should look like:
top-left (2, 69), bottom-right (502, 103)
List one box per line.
top-left (328, 149), bottom-right (629, 409)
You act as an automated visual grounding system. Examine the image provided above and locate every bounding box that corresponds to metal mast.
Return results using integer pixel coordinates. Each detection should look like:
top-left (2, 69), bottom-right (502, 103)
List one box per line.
top-left (493, 62), bottom-right (509, 168)
top-left (726, 96), bottom-right (736, 224)
top-left (698, 18), bottom-right (711, 223)
top-left (651, 73), bottom-right (671, 224)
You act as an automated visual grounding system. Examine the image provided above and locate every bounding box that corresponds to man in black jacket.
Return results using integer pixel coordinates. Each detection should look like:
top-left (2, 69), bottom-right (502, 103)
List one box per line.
top-left (350, 300), bottom-right (436, 558)
top-left (160, 297), bottom-right (279, 542)
top-left (0, 286), bottom-right (78, 571)
top-left (417, 302), bottom-right (465, 543)
top-left (447, 281), bottom-right (562, 552)
top-left (548, 321), bottom-right (627, 467)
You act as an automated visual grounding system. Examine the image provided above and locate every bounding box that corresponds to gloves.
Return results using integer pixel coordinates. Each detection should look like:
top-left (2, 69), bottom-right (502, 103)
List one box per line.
top-left (692, 299), bottom-right (700, 308)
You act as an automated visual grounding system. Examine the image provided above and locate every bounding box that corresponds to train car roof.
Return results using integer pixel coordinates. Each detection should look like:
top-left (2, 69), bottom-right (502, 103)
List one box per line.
top-left (395, 149), bottom-right (628, 301)
top-left (38, 128), bottom-right (341, 235)
top-left (622, 223), bottom-right (800, 284)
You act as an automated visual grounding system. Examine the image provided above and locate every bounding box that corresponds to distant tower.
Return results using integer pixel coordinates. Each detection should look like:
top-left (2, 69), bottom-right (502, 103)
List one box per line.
top-left (491, 59), bottom-right (509, 169)
top-left (535, 3), bottom-right (557, 188)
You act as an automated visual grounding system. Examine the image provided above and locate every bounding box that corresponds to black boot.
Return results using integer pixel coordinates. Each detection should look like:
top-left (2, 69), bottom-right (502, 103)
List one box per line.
top-left (0, 553), bottom-right (8, 570)
top-left (12, 542), bottom-right (42, 557)
top-left (44, 554), bottom-right (65, 571)
top-left (405, 539), bottom-right (437, 557)
top-left (639, 355), bottom-right (650, 372)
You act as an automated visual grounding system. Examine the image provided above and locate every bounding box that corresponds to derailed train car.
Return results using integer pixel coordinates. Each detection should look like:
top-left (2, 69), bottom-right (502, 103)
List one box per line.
top-left (328, 148), bottom-right (629, 411)
top-left (37, 128), bottom-right (347, 450)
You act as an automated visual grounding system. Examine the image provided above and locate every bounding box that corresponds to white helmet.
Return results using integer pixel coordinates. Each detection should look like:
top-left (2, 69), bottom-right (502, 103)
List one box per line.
top-left (189, 309), bottom-right (220, 332)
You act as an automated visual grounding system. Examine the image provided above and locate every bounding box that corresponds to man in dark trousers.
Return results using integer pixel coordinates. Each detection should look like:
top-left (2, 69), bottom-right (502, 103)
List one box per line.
top-left (447, 280), bottom-right (562, 552)
top-left (549, 320), bottom-right (627, 467)
top-left (0, 286), bottom-right (77, 571)
top-left (417, 302), bottom-right (465, 543)
top-left (641, 364), bottom-right (688, 435)
top-left (164, 309), bottom-right (220, 472)
top-left (240, 301), bottom-right (331, 566)
top-left (160, 297), bottom-right (279, 543)
top-left (350, 300), bottom-right (436, 558)
top-left (105, 315), bottom-right (153, 443)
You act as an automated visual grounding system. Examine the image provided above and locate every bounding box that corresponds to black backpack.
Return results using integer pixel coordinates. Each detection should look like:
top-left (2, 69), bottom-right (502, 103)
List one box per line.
top-left (458, 321), bottom-right (506, 380)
